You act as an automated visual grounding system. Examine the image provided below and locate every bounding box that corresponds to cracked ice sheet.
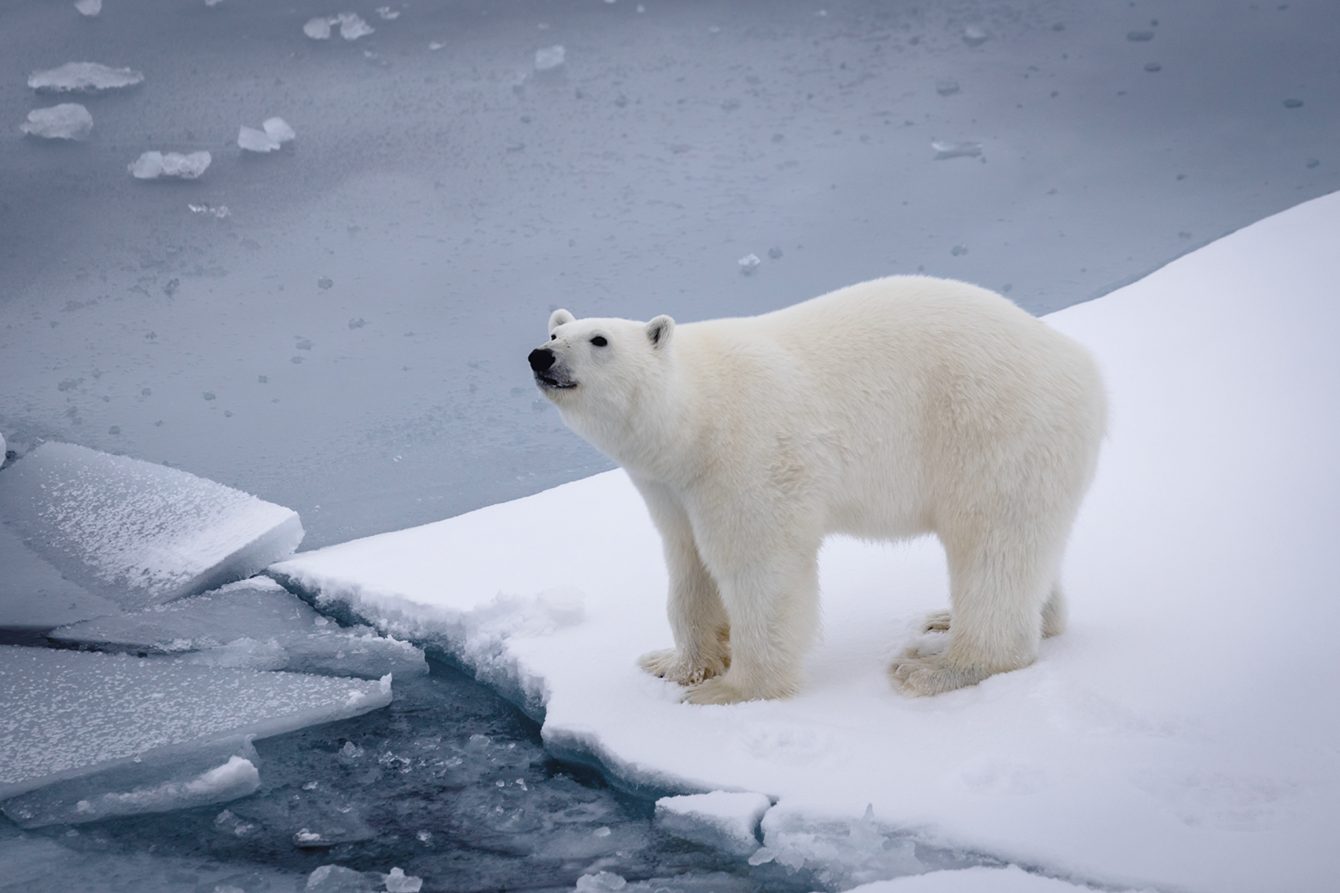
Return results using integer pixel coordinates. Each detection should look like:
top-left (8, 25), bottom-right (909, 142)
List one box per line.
top-left (271, 190), bottom-right (1340, 893)
top-left (0, 646), bottom-right (391, 799)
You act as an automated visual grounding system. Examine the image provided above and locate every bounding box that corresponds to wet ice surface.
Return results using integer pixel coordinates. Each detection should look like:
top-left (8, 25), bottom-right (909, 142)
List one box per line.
top-left (0, 442), bottom-right (302, 609)
top-left (2, 0), bottom-right (1337, 549)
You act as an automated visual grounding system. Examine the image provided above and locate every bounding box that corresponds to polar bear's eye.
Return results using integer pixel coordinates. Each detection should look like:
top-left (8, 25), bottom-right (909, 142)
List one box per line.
top-left (591, 336), bottom-right (608, 347)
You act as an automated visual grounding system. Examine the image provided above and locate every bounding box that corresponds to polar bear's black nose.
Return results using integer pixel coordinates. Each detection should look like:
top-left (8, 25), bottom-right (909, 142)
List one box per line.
top-left (528, 348), bottom-right (555, 373)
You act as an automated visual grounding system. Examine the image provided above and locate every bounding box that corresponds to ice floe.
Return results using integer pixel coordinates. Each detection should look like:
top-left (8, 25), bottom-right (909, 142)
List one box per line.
top-left (0, 645), bottom-right (392, 800)
top-left (28, 62), bottom-right (143, 94)
top-left (0, 442), bottom-right (302, 609)
top-left (304, 13), bottom-right (375, 41)
top-left (128, 150), bottom-right (212, 179)
top-left (272, 190), bottom-right (1340, 892)
top-left (238, 116), bottom-right (296, 152)
top-left (19, 103), bottom-right (93, 140)
top-left (50, 577), bottom-right (427, 679)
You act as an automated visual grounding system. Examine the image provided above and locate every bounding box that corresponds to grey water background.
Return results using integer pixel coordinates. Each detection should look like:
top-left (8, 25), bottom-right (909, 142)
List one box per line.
top-left (1, 0), bottom-right (1338, 890)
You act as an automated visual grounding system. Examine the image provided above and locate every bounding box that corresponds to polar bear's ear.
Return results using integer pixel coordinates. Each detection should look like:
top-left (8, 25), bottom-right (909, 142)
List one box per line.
top-left (548, 309), bottom-right (575, 334)
top-left (646, 315), bottom-right (675, 349)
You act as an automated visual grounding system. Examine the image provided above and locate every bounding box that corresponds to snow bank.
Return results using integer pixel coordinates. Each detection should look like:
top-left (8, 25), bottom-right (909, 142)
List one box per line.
top-left (0, 442), bottom-right (302, 609)
top-left (28, 62), bottom-right (143, 94)
top-left (19, 103), bottom-right (93, 140)
top-left (272, 190), bottom-right (1340, 892)
top-left (51, 578), bottom-right (427, 679)
top-left (0, 645), bottom-right (392, 800)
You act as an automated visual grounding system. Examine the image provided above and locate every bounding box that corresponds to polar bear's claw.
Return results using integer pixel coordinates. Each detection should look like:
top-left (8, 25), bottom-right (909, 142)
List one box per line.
top-left (681, 674), bottom-right (798, 705)
top-left (639, 648), bottom-right (728, 686)
top-left (888, 652), bottom-right (990, 697)
top-left (921, 610), bottom-right (952, 633)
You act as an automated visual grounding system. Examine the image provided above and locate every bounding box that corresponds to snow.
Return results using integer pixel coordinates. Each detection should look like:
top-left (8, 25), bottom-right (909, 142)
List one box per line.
top-left (128, 150), bottom-right (211, 179)
top-left (0, 645), bottom-right (392, 799)
top-left (655, 791), bottom-right (771, 856)
top-left (50, 578), bottom-right (427, 679)
top-left (19, 103), bottom-right (92, 140)
top-left (27, 61), bottom-right (143, 93)
top-left (271, 189), bottom-right (1340, 893)
top-left (0, 442), bottom-right (303, 610)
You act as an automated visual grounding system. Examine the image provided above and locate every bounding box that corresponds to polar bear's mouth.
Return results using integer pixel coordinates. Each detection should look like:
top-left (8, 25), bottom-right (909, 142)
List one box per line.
top-left (536, 372), bottom-right (577, 390)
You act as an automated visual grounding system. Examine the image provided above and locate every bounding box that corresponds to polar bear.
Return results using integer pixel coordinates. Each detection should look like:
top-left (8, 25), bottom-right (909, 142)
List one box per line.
top-left (528, 276), bottom-right (1105, 704)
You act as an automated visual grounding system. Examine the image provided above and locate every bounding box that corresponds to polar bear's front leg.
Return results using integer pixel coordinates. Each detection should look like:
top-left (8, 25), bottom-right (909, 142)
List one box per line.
top-left (633, 478), bottom-right (732, 686)
top-left (683, 547), bottom-right (821, 705)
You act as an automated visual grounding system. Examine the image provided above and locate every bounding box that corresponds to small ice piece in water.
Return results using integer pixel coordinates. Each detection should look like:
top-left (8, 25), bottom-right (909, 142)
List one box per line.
top-left (655, 791), bottom-right (772, 856)
top-left (932, 139), bottom-right (982, 160)
top-left (0, 442), bottom-right (301, 609)
top-left (264, 116), bottom-right (296, 143)
top-left (376, 6), bottom-right (400, 19)
top-left (338, 12), bottom-right (374, 40)
top-left (962, 25), bottom-right (989, 46)
top-left (19, 104), bottom-right (93, 141)
top-left (129, 150), bottom-right (212, 180)
top-left (188, 203), bottom-right (231, 218)
top-left (738, 253), bottom-right (761, 274)
top-left (305, 865), bottom-right (382, 891)
top-left (535, 44), bottom-right (566, 71)
top-left (383, 868), bottom-right (423, 893)
top-left (238, 118), bottom-right (295, 152)
top-left (304, 17), bottom-right (332, 39)
top-left (935, 78), bottom-right (960, 96)
top-left (74, 0), bottom-right (101, 16)
top-left (28, 62), bottom-right (144, 94)
top-left (575, 873), bottom-right (626, 893)
top-left (428, 41), bottom-right (445, 50)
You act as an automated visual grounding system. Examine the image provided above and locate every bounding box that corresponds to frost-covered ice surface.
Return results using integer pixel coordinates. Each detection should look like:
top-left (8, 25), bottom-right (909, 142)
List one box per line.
top-left (3, 0), bottom-right (1337, 549)
top-left (275, 191), bottom-right (1340, 892)
top-left (27, 61), bottom-right (143, 94)
top-left (0, 442), bottom-right (302, 609)
top-left (18, 103), bottom-right (93, 141)
top-left (128, 149), bottom-right (212, 180)
top-left (0, 645), bottom-right (392, 798)
top-left (50, 577), bottom-right (427, 679)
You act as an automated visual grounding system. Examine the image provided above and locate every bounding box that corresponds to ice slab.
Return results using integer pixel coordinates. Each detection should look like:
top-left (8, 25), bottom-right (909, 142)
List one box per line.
top-left (19, 103), bottom-right (93, 141)
top-left (0, 522), bottom-right (122, 632)
top-left (129, 150), bottom-right (211, 179)
top-left (28, 62), bottom-right (143, 94)
top-left (655, 791), bottom-right (771, 857)
top-left (238, 116), bottom-right (295, 153)
top-left (0, 442), bottom-right (303, 610)
top-left (272, 190), bottom-right (1340, 892)
top-left (50, 578), bottom-right (427, 679)
top-left (0, 645), bottom-right (392, 800)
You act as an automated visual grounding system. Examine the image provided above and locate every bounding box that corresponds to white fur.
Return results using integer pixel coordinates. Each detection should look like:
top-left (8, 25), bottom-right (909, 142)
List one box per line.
top-left (532, 276), bottom-right (1105, 704)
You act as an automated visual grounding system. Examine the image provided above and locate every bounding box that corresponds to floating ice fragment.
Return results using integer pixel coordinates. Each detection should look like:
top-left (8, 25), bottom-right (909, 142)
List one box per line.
top-left (264, 116), bottom-right (296, 142)
top-left (188, 203), bottom-right (230, 218)
top-left (535, 44), bottom-right (566, 71)
top-left (19, 103), bottom-right (92, 140)
top-left (575, 872), bottom-right (626, 893)
top-left (760, 803), bottom-right (923, 888)
top-left (383, 868), bottom-right (423, 893)
top-left (935, 78), bottom-right (960, 96)
top-left (962, 25), bottom-right (989, 46)
top-left (305, 865), bottom-right (381, 891)
top-left (428, 41), bottom-right (445, 51)
top-left (738, 253), bottom-right (761, 274)
top-left (238, 117), bottom-right (295, 153)
top-left (655, 791), bottom-right (772, 856)
top-left (304, 17), bottom-right (332, 39)
top-left (376, 6), bottom-right (400, 19)
top-left (206, 0), bottom-right (225, 6)
top-left (74, 0), bottom-right (101, 17)
top-left (129, 150), bottom-right (212, 180)
top-left (338, 12), bottom-right (375, 40)
top-left (28, 62), bottom-right (144, 94)
top-left (932, 139), bottom-right (982, 159)
top-left (0, 442), bottom-right (301, 608)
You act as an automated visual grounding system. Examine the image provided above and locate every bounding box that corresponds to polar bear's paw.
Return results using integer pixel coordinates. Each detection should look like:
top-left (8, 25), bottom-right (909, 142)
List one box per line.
top-left (681, 673), bottom-right (798, 705)
top-left (888, 650), bottom-right (990, 697)
top-left (638, 648), bottom-right (728, 687)
top-left (921, 610), bottom-right (952, 633)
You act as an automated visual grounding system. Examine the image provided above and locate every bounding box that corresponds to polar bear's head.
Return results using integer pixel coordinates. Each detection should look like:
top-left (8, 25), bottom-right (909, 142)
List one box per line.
top-left (528, 308), bottom-right (677, 461)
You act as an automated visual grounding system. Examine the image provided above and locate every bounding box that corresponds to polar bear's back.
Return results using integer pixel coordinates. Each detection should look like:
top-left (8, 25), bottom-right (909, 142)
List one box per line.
top-left (674, 275), bottom-right (1105, 540)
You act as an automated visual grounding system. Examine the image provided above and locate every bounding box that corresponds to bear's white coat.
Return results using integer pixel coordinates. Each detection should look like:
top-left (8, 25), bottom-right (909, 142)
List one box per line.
top-left (529, 276), bottom-right (1105, 704)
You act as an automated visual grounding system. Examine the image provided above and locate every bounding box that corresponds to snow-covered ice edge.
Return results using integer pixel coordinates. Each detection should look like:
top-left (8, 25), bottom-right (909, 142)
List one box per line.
top-left (271, 189), bottom-right (1340, 893)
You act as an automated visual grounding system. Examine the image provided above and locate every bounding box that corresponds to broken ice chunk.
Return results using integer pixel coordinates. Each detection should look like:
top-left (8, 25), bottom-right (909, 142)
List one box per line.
top-left (932, 139), bottom-right (982, 160)
top-left (129, 150), bottom-right (212, 179)
top-left (20, 104), bottom-right (93, 140)
top-left (28, 62), bottom-right (144, 94)
top-left (74, 0), bottom-right (101, 17)
top-left (338, 13), bottom-right (375, 40)
top-left (0, 442), bottom-right (302, 609)
top-left (304, 17), bottom-right (332, 39)
top-left (655, 791), bottom-right (771, 856)
top-left (264, 116), bottom-right (296, 142)
top-left (535, 44), bottom-right (566, 71)
top-left (238, 117), bottom-right (296, 153)
top-left (50, 578), bottom-right (428, 679)
top-left (305, 864), bottom-right (383, 891)
top-left (376, 6), bottom-right (400, 20)
top-left (0, 645), bottom-right (392, 800)
top-left (962, 25), bottom-right (989, 46)
top-left (383, 868), bottom-right (424, 893)
top-left (738, 253), bottom-right (761, 274)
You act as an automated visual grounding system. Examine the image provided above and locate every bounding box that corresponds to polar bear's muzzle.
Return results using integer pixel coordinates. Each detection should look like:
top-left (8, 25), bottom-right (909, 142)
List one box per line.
top-left (528, 347), bottom-right (577, 390)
